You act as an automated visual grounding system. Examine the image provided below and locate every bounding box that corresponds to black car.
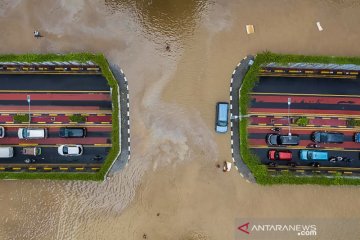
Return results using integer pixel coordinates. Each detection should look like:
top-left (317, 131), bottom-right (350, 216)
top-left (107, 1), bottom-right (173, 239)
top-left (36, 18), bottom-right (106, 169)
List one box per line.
top-left (59, 127), bottom-right (87, 138)
top-left (266, 133), bottom-right (300, 146)
top-left (311, 131), bottom-right (344, 144)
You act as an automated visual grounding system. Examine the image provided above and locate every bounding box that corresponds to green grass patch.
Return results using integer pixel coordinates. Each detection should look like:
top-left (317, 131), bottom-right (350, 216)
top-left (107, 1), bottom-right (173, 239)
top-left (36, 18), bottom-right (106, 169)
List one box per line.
top-left (0, 53), bottom-right (121, 181)
top-left (69, 114), bottom-right (86, 123)
top-left (13, 114), bottom-right (29, 123)
top-left (239, 51), bottom-right (360, 185)
top-left (295, 117), bottom-right (309, 127)
top-left (347, 118), bottom-right (360, 127)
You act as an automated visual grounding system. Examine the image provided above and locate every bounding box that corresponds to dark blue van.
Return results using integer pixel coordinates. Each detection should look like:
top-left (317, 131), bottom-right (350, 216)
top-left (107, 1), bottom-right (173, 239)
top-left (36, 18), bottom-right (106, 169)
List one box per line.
top-left (215, 102), bottom-right (229, 133)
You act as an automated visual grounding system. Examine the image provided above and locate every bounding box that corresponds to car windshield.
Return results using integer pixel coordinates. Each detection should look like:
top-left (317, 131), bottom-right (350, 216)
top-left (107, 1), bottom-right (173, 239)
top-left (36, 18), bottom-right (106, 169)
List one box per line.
top-left (320, 133), bottom-right (327, 142)
top-left (63, 146), bottom-right (68, 154)
top-left (275, 152), bottom-right (279, 159)
top-left (308, 152), bottom-right (313, 159)
top-left (23, 129), bottom-right (28, 138)
top-left (218, 120), bottom-right (227, 127)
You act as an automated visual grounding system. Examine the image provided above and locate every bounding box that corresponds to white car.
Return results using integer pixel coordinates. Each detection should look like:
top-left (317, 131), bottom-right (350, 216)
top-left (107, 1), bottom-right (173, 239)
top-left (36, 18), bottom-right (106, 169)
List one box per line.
top-left (57, 145), bottom-right (83, 156)
top-left (18, 128), bottom-right (47, 139)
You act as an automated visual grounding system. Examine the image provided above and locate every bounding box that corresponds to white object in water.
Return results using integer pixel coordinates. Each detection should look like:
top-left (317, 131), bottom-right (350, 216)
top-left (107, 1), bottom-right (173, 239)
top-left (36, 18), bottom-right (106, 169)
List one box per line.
top-left (246, 25), bottom-right (255, 34)
top-left (223, 161), bottom-right (232, 172)
top-left (316, 22), bottom-right (323, 31)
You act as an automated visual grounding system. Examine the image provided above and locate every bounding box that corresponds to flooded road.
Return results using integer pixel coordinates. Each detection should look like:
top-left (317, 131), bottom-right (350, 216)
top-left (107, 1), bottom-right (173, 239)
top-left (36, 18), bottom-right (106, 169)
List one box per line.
top-left (1, 0), bottom-right (360, 239)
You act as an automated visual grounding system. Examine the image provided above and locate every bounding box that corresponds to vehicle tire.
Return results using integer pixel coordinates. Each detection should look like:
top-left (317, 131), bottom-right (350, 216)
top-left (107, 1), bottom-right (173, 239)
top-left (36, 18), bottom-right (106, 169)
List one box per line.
top-left (289, 162), bottom-right (296, 167)
top-left (311, 162), bottom-right (320, 167)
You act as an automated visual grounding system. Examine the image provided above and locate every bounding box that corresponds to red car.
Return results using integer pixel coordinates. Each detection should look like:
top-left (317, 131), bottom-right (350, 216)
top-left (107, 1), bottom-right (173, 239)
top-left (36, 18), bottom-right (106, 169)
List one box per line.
top-left (268, 150), bottom-right (292, 161)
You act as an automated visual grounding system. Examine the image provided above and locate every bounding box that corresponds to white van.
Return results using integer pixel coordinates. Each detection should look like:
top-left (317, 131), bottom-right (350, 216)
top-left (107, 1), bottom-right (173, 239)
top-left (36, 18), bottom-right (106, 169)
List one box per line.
top-left (0, 147), bottom-right (14, 158)
top-left (18, 128), bottom-right (48, 139)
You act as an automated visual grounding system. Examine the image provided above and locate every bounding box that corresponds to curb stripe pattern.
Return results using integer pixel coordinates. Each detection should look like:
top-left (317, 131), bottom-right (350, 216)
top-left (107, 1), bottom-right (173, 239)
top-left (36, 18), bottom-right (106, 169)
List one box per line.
top-left (121, 69), bottom-right (131, 161)
top-left (229, 56), bottom-right (255, 183)
top-left (230, 56), bottom-right (247, 181)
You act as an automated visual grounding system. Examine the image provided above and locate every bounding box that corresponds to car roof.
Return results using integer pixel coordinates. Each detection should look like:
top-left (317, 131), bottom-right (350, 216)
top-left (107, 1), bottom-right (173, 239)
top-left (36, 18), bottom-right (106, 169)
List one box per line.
top-left (66, 146), bottom-right (80, 154)
top-left (27, 129), bottom-right (45, 137)
top-left (218, 103), bottom-right (228, 122)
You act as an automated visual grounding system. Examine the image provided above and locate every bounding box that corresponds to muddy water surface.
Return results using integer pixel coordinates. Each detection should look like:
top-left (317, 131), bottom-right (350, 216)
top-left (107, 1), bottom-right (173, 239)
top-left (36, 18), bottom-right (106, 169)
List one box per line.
top-left (1, 0), bottom-right (360, 239)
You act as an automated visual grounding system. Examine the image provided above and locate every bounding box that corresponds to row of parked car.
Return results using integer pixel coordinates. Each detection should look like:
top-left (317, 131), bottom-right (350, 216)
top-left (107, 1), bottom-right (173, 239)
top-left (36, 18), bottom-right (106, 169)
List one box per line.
top-left (266, 131), bottom-right (356, 166)
top-left (0, 127), bottom-right (87, 158)
top-left (0, 126), bottom-right (87, 139)
top-left (266, 131), bottom-right (349, 146)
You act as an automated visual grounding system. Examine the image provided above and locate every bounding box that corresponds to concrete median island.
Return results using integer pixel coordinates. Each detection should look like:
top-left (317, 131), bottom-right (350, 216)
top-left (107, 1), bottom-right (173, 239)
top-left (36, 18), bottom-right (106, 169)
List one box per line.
top-left (0, 53), bottom-right (122, 181)
top-left (239, 52), bottom-right (360, 185)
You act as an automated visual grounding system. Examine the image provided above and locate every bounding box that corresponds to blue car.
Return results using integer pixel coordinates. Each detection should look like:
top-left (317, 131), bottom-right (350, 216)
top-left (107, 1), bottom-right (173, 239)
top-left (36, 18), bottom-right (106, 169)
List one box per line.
top-left (354, 133), bottom-right (360, 142)
top-left (300, 150), bottom-right (328, 161)
top-left (215, 102), bottom-right (229, 133)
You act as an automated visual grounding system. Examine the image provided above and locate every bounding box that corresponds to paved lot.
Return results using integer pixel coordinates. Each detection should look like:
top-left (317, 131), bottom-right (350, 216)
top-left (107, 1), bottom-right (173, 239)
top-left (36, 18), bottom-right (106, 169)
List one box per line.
top-left (0, 73), bottom-right (112, 171)
top-left (248, 75), bottom-right (360, 173)
top-left (0, 74), bottom-right (109, 91)
top-left (252, 76), bottom-right (360, 95)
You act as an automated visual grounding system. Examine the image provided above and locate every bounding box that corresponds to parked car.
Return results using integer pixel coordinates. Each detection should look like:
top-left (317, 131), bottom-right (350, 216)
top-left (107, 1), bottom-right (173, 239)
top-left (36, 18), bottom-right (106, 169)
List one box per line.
top-left (0, 126), bottom-right (5, 138)
top-left (59, 127), bottom-right (87, 138)
top-left (266, 134), bottom-right (300, 146)
top-left (311, 131), bottom-right (344, 144)
top-left (268, 150), bottom-right (292, 161)
top-left (354, 133), bottom-right (360, 142)
top-left (58, 145), bottom-right (83, 156)
top-left (0, 147), bottom-right (13, 158)
top-left (18, 128), bottom-right (47, 139)
top-left (22, 147), bottom-right (41, 156)
top-left (215, 102), bottom-right (229, 133)
top-left (300, 150), bottom-right (328, 161)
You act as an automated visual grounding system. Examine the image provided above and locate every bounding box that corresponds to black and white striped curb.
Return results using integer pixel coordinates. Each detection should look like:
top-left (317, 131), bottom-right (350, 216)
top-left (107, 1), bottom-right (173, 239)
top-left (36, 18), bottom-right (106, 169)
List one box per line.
top-left (122, 68), bottom-right (131, 162)
top-left (106, 64), bottom-right (131, 177)
top-left (229, 55), bottom-right (256, 183)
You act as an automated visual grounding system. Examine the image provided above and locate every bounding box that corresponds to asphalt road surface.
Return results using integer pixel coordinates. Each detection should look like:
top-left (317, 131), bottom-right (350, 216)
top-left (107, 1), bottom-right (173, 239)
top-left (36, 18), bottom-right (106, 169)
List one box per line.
top-left (252, 76), bottom-right (360, 95)
top-left (253, 148), bottom-right (360, 168)
top-left (0, 146), bottom-right (110, 164)
top-left (249, 75), bottom-right (360, 171)
top-left (0, 74), bottom-right (109, 91)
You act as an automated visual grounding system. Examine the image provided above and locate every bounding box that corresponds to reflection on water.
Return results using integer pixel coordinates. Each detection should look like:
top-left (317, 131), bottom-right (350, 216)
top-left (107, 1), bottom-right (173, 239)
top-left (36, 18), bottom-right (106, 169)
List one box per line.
top-left (105, 0), bottom-right (211, 42)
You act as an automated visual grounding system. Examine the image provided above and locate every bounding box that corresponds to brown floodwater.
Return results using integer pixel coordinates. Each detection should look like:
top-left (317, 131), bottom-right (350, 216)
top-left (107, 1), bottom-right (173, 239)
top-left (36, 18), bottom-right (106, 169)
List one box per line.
top-left (1, 0), bottom-right (360, 239)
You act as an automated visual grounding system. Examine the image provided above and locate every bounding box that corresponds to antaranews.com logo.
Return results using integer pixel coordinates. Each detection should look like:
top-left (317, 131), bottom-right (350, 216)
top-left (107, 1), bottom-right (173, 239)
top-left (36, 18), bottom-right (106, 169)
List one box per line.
top-left (238, 222), bottom-right (316, 236)
top-left (235, 219), bottom-right (317, 239)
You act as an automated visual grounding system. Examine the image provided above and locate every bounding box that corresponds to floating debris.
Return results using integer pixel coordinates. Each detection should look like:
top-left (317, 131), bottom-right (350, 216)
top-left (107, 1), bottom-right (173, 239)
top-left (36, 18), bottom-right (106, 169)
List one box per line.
top-left (246, 25), bottom-right (255, 34)
top-left (316, 22), bottom-right (323, 31)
